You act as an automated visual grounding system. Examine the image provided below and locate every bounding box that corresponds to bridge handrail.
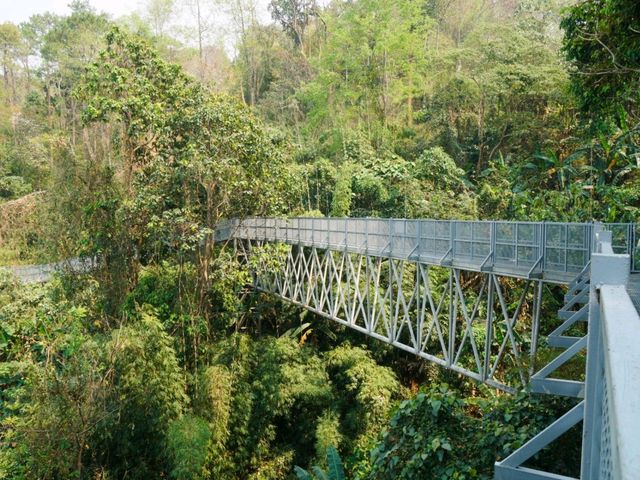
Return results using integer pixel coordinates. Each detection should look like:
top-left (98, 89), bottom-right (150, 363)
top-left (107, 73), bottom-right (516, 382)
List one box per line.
top-left (582, 229), bottom-right (640, 480)
top-left (221, 217), bottom-right (639, 282)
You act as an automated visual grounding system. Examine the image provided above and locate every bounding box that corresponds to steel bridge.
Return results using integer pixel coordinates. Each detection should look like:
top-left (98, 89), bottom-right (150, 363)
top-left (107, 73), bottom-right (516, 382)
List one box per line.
top-left (4, 218), bottom-right (639, 479)
top-left (215, 217), bottom-right (640, 480)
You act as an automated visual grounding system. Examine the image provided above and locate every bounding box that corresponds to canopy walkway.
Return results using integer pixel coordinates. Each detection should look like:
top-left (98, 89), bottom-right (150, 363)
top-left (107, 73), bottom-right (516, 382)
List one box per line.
top-left (219, 217), bottom-right (640, 480)
top-left (4, 257), bottom-right (92, 283)
top-left (5, 217), bottom-right (639, 479)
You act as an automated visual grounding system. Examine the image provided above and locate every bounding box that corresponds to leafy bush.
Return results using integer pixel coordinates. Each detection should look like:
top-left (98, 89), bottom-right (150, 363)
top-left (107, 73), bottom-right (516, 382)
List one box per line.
top-left (167, 415), bottom-right (212, 480)
top-left (416, 147), bottom-right (468, 192)
top-left (358, 383), bottom-right (580, 479)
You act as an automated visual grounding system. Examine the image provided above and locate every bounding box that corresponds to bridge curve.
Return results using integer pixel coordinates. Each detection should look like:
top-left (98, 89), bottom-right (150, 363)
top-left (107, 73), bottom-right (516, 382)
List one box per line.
top-left (223, 217), bottom-right (640, 480)
top-left (1, 257), bottom-right (93, 283)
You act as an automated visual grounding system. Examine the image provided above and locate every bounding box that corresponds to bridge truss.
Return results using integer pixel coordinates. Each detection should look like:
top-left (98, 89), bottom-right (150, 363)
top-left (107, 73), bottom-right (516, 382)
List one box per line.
top-left (240, 241), bottom-right (542, 392)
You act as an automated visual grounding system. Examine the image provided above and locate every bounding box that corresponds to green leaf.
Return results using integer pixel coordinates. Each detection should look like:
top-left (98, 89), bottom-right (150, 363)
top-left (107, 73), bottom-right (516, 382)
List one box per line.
top-left (326, 446), bottom-right (346, 480)
top-left (294, 466), bottom-right (314, 480)
top-left (312, 466), bottom-right (330, 480)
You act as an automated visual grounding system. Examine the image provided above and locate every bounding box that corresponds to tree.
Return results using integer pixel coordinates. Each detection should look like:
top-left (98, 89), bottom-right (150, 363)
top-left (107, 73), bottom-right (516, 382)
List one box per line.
top-left (562, 0), bottom-right (640, 124)
top-left (300, 0), bottom-right (431, 147)
top-left (360, 384), bottom-right (580, 479)
top-left (269, 0), bottom-right (318, 51)
top-left (79, 27), bottom-right (287, 313)
top-left (94, 310), bottom-right (188, 478)
top-left (0, 23), bottom-right (24, 106)
top-left (145, 0), bottom-right (176, 38)
top-left (166, 415), bottom-right (212, 480)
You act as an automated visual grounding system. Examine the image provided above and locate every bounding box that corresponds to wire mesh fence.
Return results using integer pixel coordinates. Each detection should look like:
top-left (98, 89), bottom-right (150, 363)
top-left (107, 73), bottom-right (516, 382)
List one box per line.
top-left (220, 217), bottom-right (639, 282)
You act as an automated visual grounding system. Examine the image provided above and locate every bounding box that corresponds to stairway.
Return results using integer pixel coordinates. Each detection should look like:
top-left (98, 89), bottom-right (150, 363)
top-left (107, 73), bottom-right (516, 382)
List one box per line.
top-left (530, 263), bottom-right (591, 398)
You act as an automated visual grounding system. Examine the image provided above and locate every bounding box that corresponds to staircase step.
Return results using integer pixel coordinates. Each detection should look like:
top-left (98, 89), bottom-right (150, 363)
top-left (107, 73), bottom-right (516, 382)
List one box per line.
top-left (558, 309), bottom-right (588, 320)
top-left (547, 335), bottom-right (583, 349)
top-left (530, 378), bottom-right (585, 398)
top-left (564, 291), bottom-right (589, 304)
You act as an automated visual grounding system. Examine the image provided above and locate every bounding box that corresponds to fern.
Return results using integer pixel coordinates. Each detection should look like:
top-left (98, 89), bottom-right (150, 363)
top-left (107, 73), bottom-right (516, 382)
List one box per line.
top-left (312, 466), bottom-right (330, 480)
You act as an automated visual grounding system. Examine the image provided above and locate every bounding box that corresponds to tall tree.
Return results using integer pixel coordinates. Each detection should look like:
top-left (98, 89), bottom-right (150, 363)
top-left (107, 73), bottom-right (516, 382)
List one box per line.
top-left (0, 23), bottom-right (23, 106)
top-left (562, 0), bottom-right (640, 124)
top-left (145, 0), bottom-right (175, 38)
top-left (79, 27), bottom-right (287, 312)
top-left (269, 0), bottom-right (317, 51)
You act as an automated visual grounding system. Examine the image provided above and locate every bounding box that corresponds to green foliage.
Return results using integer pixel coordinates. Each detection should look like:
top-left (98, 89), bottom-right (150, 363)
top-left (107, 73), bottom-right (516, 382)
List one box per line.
top-left (77, 26), bottom-right (288, 314)
top-left (416, 147), bottom-right (467, 192)
top-left (562, 0), bottom-right (640, 124)
top-left (295, 446), bottom-right (346, 480)
top-left (330, 162), bottom-right (354, 217)
top-left (167, 415), bottom-right (212, 480)
top-left (98, 309), bottom-right (187, 477)
top-left (315, 411), bottom-right (343, 461)
top-left (196, 365), bottom-right (233, 456)
top-left (290, 158), bottom-right (337, 214)
top-left (0, 1), bottom-right (633, 479)
top-left (0, 176), bottom-right (31, 200)
top-left (477, 159), bottom-right (513, 219)
top-left (269, 0), bottom-right (317, 47)
top-left (325, 344), bottom-right (401, 451)
top-left (359, 384), bottom-right (580, 479)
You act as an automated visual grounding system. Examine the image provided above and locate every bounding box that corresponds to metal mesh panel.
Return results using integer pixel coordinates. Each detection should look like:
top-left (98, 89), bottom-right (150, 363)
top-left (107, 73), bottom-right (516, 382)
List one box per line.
top-left (605, 223), bottom-right (638, 272)
top-left (256, 218), bottom-right (266, 240)
top-left (388, 219), bottom-right (414, 258)
top-left (314, 218), bottom-right (329, 247)
top-left (274, 218), bottom-right (286, 242)
top-left (599, 377), bottom-right (613, 480)
top-left (604, 223), bottom-right (631, 254)
top-left (516, 223), bottom-right (539, 266)
top-left (367, 219), bottom-right (390, 253)
top-left (328, 218), bottom-right (345, 247)
top-left (544, 223), bottom-right (591, 274)
top-left (453, 221), bottom-right (490, 262)
top-left (265, 218), bottom-right (275, 241)
top-left (419, 220), bottom-right (451, 259)
top-left (224, 218), bottom-right (639, 280)
top-left (351, 218), bottom-right (367, 251)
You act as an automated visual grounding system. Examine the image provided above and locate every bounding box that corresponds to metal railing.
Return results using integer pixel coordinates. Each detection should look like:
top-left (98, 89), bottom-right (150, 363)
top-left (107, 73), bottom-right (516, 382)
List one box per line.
top-left (581, 230), bottom-right (640, 480)
top-left (494, 227), bottom-right (640, 479)
top-left (2, 257), bottom-right (95, 284)
top-left (220, 217), bottom-right (639, 283)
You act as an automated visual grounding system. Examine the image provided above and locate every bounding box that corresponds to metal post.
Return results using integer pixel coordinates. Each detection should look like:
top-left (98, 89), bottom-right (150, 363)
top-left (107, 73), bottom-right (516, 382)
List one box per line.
top-left (365, 218), bottom-right (369, 254)
top-left (451, 221), bottom-right (455, 263)
top-left (483, 274), bottom-right (495, 380)
top-left (581, 228), bottom-right (630, 479)
top-left (447, 270), bottom-right (455, 367)
top-left (529, 280), bottom-right (543, 377)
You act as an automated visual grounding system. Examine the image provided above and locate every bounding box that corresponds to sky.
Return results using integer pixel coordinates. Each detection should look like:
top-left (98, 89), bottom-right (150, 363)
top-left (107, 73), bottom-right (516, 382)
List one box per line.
top-left (0, 0), bottom-right (274, 54)
top-left (0, 0), bottom-right (275, 25)
top-left (0, 0), bottom-right (140, 24)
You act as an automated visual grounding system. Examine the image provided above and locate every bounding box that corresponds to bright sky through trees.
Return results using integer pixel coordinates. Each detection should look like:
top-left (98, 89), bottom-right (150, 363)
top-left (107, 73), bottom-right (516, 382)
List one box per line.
top-left (1, 0), bottom-right (136, 23)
